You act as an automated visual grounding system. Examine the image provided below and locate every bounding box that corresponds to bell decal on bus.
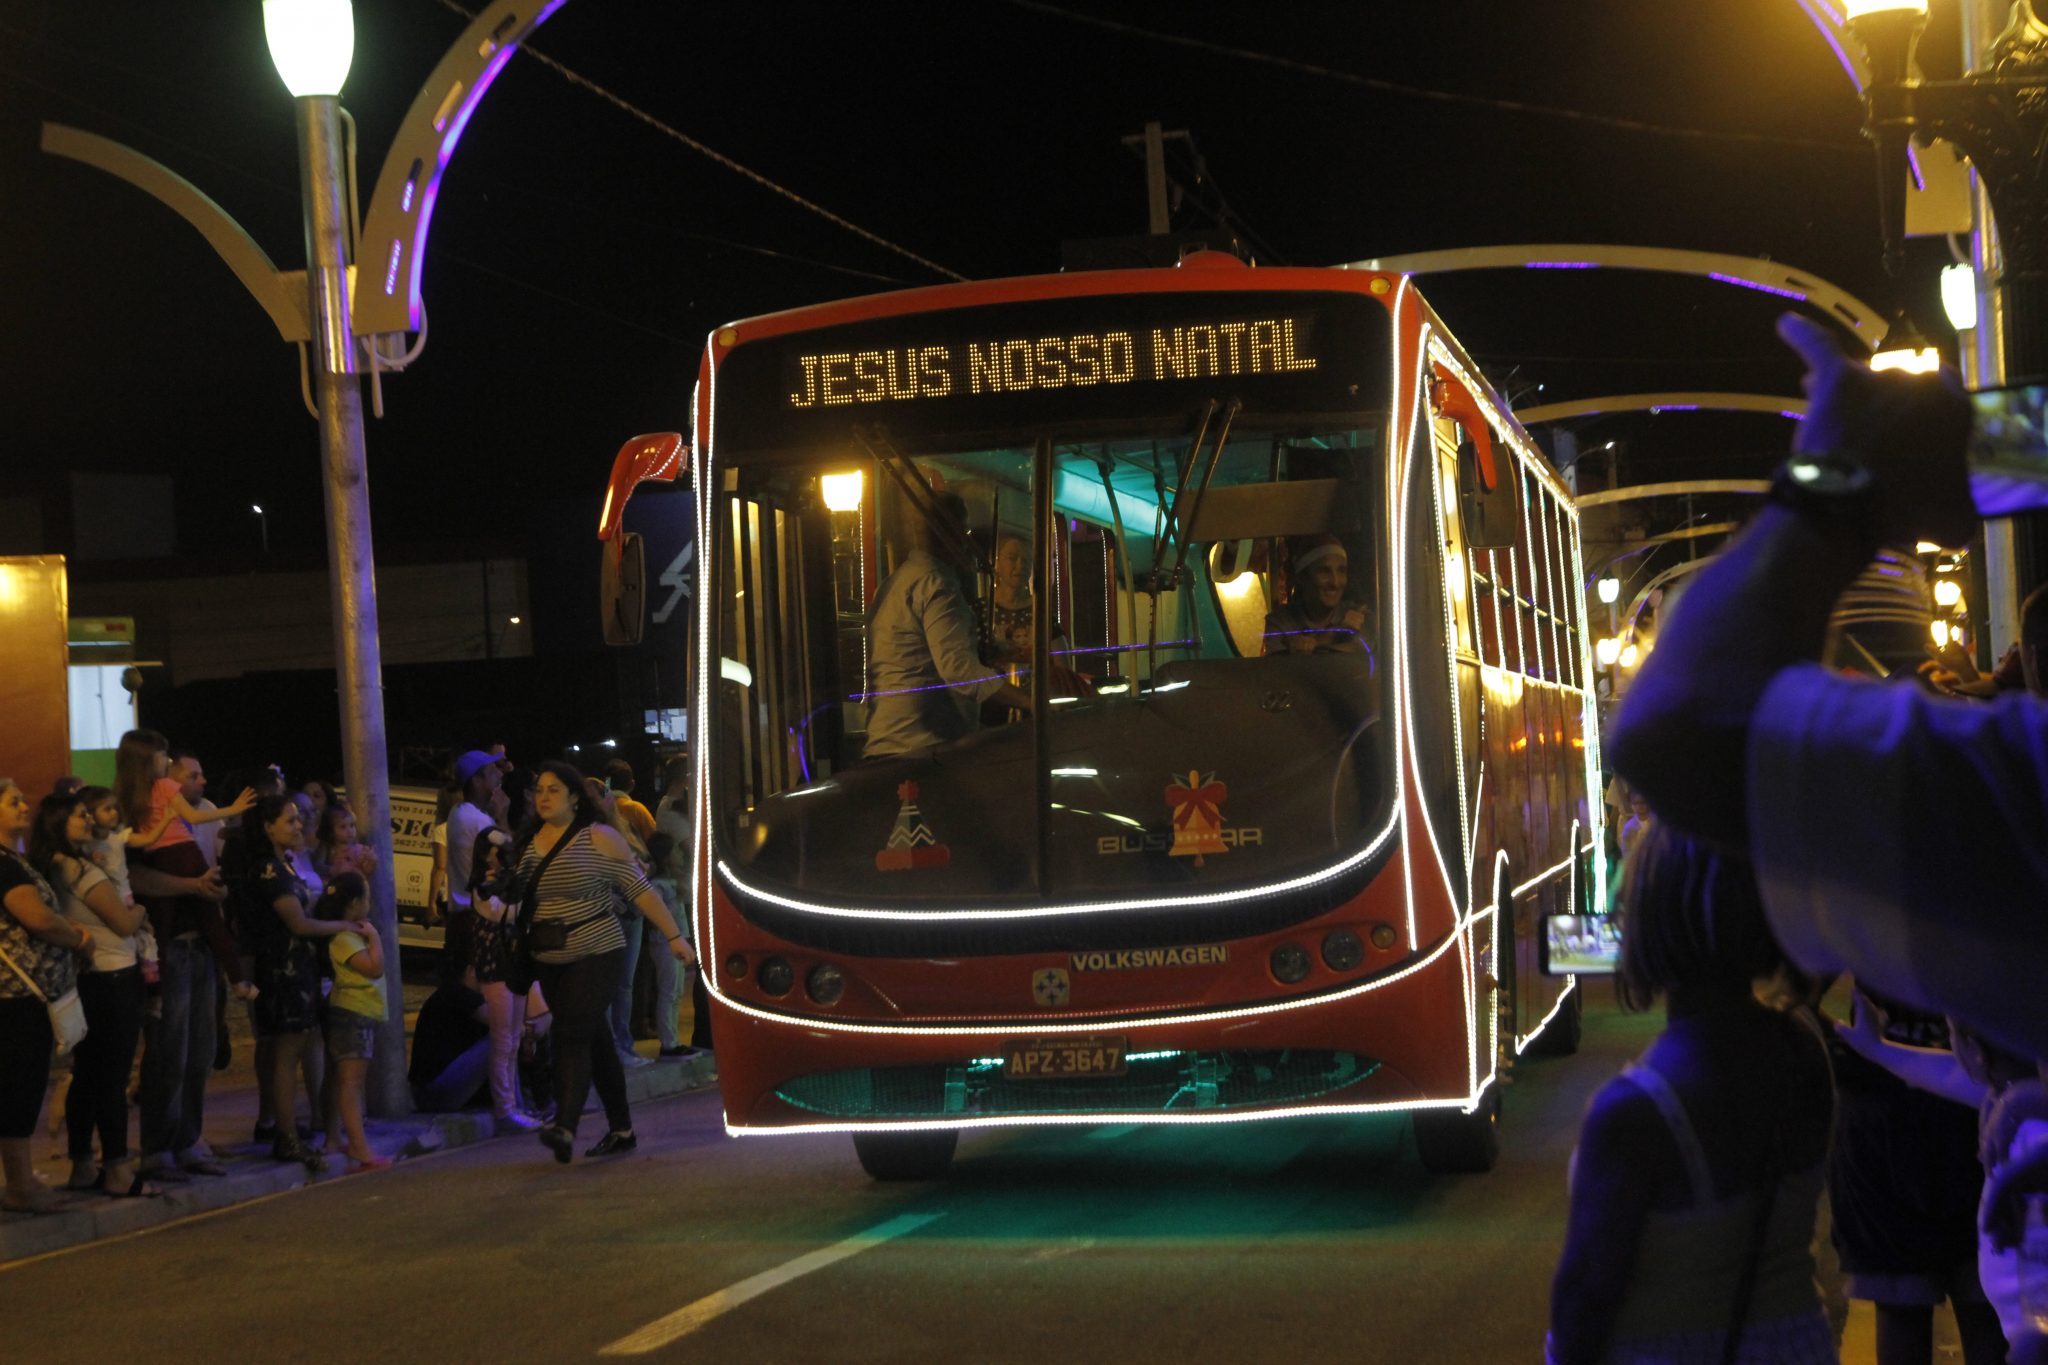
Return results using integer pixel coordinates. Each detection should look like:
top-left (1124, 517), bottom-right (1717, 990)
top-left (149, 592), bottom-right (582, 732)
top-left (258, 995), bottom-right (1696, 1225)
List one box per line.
top-left (875, 780), bottom-right (951, 871)
top-left (1166, 770), bottom-right (1229, 866)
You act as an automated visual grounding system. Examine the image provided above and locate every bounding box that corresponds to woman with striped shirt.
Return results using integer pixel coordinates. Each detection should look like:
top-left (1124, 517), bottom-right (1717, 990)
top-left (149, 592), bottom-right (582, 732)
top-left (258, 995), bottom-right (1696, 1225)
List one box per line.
top-left (517, 763), bottom-right (694, 1163)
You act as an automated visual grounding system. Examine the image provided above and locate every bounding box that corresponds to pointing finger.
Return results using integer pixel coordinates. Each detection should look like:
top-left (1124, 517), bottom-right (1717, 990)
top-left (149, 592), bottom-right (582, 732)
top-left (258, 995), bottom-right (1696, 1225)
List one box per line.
top-left (1775, 312), bottom-right (1849, 375)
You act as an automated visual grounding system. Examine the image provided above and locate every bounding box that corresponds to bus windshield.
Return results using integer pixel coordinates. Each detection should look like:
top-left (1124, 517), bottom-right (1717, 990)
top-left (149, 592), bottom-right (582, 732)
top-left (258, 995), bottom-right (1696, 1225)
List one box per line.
top-left (715, 417), bottom-right (1395, 889)
top-left (708, 287), bottom-right (1397, 940)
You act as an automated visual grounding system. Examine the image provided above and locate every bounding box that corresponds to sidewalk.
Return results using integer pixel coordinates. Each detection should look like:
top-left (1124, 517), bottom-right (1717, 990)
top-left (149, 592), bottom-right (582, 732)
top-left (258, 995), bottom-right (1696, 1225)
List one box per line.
top-left (1, 997), bottom-right (717, 1265)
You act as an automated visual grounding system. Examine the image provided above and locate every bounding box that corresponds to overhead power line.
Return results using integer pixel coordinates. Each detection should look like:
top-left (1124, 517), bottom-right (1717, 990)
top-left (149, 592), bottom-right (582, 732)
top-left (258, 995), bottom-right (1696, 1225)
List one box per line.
top-left (434, 0), bottom-right (969, 282)
top-left (1002, 0), bottom-right (1862, 156)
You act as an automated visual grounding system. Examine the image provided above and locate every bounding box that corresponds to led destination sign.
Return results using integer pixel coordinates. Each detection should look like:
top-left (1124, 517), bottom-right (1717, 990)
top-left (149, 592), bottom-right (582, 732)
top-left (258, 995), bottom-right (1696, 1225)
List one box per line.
top-left (716, 290), bottom-right (1388, 452)
top-left (786, 315), bottom-right (1320, 409)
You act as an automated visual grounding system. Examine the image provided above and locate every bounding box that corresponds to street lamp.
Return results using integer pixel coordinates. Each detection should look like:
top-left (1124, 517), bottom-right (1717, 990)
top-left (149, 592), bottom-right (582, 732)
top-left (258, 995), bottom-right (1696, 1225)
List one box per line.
top-left (258, 0), bottom-right (416, 1106)
top-left (1871, 310), bottom-right (1943, 372)
top-left (1596, 576), bottom-right (1621, 604)
top-left (250, 503), bottom-right (269, 555)
top-left (1843, 0), bottom-right (2048, 379)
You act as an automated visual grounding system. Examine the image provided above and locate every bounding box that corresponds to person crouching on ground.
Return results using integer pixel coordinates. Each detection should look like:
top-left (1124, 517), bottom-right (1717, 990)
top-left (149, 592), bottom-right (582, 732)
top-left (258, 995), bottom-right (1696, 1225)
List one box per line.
top-left (313, 872), bottom-right (389, 1172)
top-left (1547, 822), bottom-right (1835, 1364)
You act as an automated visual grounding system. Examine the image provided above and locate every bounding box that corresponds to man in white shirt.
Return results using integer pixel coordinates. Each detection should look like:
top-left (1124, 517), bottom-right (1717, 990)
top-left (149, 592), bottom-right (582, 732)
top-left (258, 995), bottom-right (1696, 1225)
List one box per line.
top-left (862, 490), bottom-right (1031, 760)
top-left (442, 750), bottom-right (502, 985)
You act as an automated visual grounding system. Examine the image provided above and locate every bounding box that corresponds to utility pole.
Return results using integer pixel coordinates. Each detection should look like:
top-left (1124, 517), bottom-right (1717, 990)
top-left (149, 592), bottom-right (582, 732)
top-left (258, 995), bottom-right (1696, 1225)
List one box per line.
top-left (1120, 121), bottom-right (1187, 235)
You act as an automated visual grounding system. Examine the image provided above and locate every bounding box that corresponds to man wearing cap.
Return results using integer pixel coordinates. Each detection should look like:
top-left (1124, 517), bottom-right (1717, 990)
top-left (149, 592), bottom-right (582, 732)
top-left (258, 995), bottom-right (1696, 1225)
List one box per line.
top-left (443, 750), bottom-right (502, 985)
top-left (1264, 534), bottom-right (1372, 656)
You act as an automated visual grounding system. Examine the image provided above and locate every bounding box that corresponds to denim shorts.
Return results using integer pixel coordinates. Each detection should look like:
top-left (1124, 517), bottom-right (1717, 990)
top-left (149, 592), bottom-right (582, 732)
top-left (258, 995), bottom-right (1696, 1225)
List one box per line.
top-left (325, 1007), bottom-right (378, 1061)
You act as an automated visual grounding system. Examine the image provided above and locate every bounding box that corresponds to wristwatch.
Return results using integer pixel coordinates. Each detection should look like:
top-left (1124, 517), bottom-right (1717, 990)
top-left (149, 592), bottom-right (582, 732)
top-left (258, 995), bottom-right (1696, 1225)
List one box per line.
top-left (1768, 452), bottom-right (1878, 542)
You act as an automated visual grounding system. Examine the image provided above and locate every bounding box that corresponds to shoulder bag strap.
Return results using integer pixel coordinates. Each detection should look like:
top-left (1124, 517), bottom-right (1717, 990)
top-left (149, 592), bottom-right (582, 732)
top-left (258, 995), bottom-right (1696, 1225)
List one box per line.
top-left (515, 827), bottom-right (578, 931)
top-left (0, 937), bottom-right (47, 1002)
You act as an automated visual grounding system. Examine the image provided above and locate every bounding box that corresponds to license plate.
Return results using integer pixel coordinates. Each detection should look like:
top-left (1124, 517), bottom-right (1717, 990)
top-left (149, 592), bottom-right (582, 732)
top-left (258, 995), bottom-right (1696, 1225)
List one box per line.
top-left (1002, 1037), bottom-right (1128, 1080)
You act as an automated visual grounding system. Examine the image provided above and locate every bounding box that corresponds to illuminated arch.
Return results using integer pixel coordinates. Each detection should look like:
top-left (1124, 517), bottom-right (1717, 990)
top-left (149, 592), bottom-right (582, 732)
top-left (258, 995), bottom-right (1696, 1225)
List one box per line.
top-left (1337, 245), bottom-right (1885, 349)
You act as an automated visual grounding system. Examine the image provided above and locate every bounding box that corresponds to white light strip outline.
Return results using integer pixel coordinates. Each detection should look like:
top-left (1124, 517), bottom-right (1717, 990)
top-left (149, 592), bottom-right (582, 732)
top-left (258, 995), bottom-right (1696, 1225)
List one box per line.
top-left (1512, 819), bottom-right (1582, 1055)
top-left (1486, 549), bottom-right (1509, 672)
top-left (725, 1080), bottom-right (1500, 1136)
top-left (1390, 285), bottom-right (1425, 952)
top-left (1567, 497), bottom-right (1610, 910)
top-left (715, 806), bottom-right (1396, 922)
top-left (1520, 465), bottom-right (1548, 683)
top-left (1428, 397), bottom-right (1474, 900)
top-left (1516, 973), bottom-right (1579, 1056)
top-left (706, 895), bottom-right (1490, 1039)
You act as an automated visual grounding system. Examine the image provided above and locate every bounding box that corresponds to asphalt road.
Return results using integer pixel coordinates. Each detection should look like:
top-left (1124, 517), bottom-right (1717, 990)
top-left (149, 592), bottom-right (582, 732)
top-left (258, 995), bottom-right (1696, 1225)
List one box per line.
top-left (0, 983), bottom-right (1655, 1364)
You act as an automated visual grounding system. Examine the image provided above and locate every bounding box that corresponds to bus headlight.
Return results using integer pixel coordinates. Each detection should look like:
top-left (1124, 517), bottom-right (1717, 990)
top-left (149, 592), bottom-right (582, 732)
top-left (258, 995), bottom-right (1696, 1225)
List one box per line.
top-left (1368, 923), bottom-right (1398, 951)
top-left (1270, 942), bottom-right (1312, 985)
top-left (725, 953), bottom-right (749, 978)
top-left (806, 963), bottom-right (845, 1006)
top-left (1321, 929), bottom-right (1364, 972)
top-left (757, 957), bottom-right (795, 996)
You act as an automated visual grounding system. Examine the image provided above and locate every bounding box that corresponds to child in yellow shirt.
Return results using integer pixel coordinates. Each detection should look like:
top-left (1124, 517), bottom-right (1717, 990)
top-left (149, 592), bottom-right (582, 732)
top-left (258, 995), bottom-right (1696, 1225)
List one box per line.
top-left (316, 872), bottom-right (389, 1172)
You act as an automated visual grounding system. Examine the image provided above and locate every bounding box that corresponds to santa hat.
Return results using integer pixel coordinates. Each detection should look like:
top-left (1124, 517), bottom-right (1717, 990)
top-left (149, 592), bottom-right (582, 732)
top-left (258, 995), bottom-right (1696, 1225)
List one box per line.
top-left (1292, 534), bottom-right (1348, 575)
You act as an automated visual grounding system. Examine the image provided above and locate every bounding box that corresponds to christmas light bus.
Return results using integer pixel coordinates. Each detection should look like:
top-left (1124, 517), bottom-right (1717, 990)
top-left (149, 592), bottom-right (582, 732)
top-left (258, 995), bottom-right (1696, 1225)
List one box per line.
top-left (601, 254), bottom-right (1604, 1179)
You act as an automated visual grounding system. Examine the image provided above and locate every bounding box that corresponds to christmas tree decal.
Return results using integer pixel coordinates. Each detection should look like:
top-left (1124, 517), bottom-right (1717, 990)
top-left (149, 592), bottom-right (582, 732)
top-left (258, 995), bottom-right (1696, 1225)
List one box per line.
top-left (875, 779), bottom-right (952, 871)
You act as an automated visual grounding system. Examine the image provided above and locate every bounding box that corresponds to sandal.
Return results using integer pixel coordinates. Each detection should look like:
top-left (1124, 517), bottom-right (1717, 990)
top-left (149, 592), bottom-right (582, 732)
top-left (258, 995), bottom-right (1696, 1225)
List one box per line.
top-left (1, 1187), bottom-right (71, 1216)
top-left (271, 1136), bottom-right (327, 1173)
top-left (65, 1160), bottom-right (101, 1192)
top-left (99, 1166), bottom-right (165, 1199)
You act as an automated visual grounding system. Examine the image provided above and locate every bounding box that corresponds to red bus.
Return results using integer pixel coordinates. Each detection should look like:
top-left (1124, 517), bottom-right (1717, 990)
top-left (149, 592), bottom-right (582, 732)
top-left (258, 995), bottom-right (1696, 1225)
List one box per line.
top-left (602, 255), bottom-right (1604, 1178)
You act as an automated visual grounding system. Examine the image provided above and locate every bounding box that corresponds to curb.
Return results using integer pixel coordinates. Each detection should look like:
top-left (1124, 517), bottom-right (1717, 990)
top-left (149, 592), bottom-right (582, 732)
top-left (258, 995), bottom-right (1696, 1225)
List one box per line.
top-left (0, 1052), bottom-right (717, 1265)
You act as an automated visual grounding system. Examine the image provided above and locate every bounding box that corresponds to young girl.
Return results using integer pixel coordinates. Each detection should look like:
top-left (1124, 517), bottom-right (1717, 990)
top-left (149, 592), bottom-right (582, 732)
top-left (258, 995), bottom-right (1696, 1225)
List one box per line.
top-left (115, 730), bottom-right (254, 996)
top-left (1548, 823), bottom-right (1836, 1364)
top-left (78, 786), bottom-right (160, 1002)
top-left (312, 804), bottom-right (378, 884)
top-left (314, 872), bottom-right (389, 1172)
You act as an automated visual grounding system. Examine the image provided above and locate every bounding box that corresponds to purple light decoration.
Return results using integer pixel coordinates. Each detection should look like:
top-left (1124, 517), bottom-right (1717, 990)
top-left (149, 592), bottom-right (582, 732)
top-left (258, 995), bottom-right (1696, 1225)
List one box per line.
top-left (1525, 262), bottom-right (1598, 269)
top-left (1708, 271), bottom-right (1809, 302)
top-left (1781, 410), bottom-right (1806, 421)
top-left (383, 238), bottom-right (403, 296)
top-left (1650, 405), bottom-right (1700, 413)
top-left (400, 180), bottom-right (415, 214)
top-left (1796, 0), bottom-right (1864, 92)
top-left (400, 0), bottom-right (569, 330)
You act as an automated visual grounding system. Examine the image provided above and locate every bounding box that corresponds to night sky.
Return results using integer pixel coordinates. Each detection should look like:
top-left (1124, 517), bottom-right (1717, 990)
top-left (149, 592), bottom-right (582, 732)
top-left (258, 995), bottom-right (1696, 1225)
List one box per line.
top-left (3, 0), bottom-right (1960, 564)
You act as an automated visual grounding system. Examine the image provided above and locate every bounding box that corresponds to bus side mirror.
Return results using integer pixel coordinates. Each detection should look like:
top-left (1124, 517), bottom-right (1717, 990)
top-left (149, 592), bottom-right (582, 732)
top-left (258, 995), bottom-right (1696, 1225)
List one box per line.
top-left (1432, 369), bottom-right (1518, 551)
top-left (601, 532), bottom-right (646, 647)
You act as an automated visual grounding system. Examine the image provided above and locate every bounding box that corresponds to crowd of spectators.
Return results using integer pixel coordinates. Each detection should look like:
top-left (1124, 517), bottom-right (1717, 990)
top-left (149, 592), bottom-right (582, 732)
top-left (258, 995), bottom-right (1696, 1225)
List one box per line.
top-left (0, 736), bottom-right (704, 1212)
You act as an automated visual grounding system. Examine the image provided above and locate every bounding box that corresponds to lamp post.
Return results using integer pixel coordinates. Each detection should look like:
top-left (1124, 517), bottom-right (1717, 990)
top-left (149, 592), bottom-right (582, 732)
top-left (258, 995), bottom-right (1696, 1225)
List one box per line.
top-left (262, 0), bottom-right (407, 1110)
top-left (1843, 0), bottom-right (2048, 629)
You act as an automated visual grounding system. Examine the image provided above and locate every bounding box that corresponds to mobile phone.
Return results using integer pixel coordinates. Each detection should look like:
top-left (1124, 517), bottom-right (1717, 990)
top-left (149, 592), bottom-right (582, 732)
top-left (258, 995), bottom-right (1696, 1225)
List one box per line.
top-left (1968, 383), bottom-right (2048, 517)
top-left (1543, 913), bottom-right (1619, 976)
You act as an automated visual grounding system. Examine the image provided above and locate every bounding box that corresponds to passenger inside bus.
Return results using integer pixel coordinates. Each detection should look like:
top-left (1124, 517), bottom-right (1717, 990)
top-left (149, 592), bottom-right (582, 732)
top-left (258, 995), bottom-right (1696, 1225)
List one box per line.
top-left (862, 486), bottom-right (1033, 761)
top-left (981, 530), bottom-right (1090, 713)
top-left (1263, 533), bottom-right (1373, 658)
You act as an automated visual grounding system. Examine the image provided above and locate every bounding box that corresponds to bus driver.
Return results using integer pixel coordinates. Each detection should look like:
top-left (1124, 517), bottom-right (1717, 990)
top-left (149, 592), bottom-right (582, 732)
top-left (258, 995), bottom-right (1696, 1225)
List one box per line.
top-left (1264, 533), bottom-right (1372, 656)
top-left (862, 487), bottom-right (1034, 760)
